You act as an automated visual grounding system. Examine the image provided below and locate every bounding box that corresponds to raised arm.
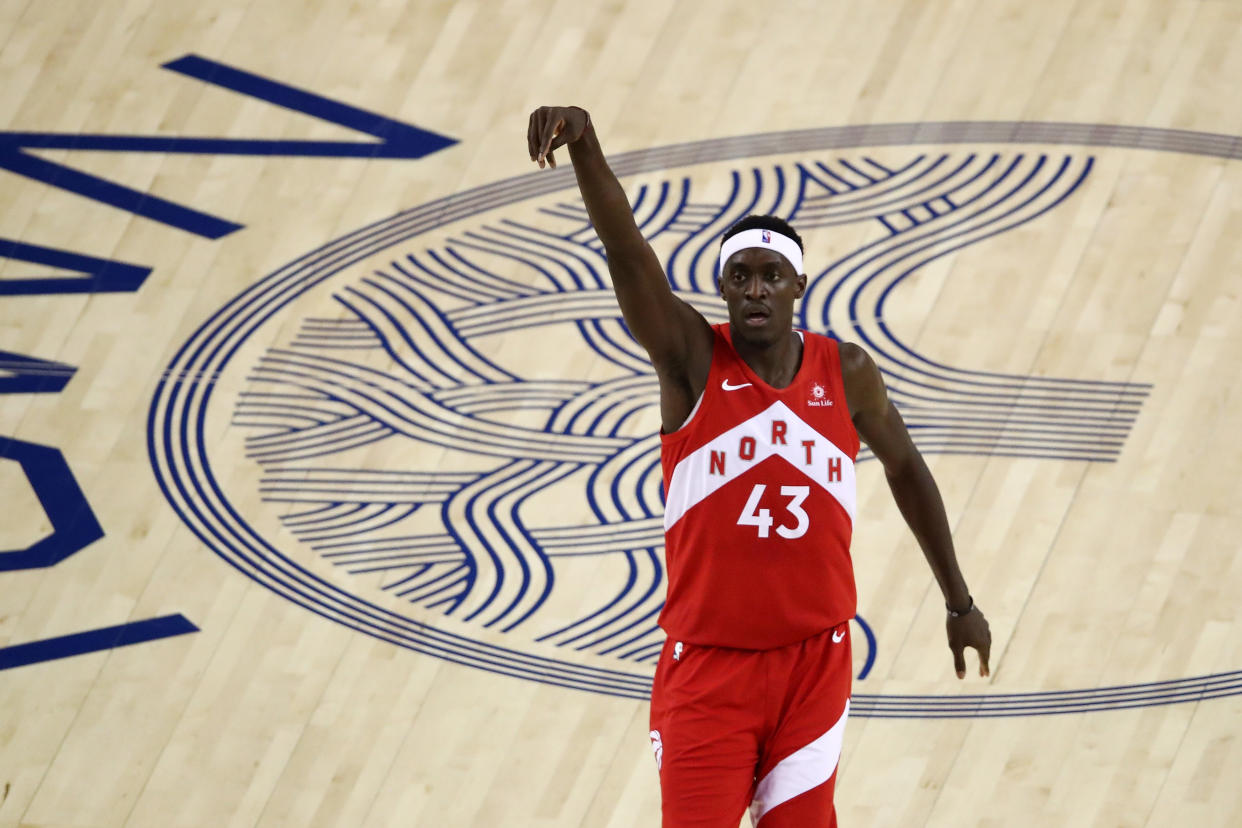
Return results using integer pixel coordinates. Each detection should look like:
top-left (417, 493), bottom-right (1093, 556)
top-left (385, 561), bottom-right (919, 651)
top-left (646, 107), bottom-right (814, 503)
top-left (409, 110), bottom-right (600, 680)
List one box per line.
top-left (840, 342), bottom-right (992, 679)
top-left (528, 106), bottom-right (712, 430)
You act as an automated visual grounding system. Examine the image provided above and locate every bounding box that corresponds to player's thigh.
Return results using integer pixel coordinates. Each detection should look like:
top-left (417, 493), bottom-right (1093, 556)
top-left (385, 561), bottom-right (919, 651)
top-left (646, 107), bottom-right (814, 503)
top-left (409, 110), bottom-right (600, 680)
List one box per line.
top-left (749, 708), bottom-right (846, 828)
top-left (650, 639), bottom-right (763, 828)
top-left (751, 624), bottom-right (852, 827)
top-left (750, 773), bottom-right (839, 828)
top-left (656, 727), bottom-right (758, 828)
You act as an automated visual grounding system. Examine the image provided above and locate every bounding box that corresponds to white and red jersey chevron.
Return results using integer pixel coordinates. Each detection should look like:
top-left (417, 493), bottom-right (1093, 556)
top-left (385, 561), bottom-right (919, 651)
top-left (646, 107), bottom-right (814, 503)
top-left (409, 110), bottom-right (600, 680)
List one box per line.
top-left (659, 324), bottom-right (860, 649)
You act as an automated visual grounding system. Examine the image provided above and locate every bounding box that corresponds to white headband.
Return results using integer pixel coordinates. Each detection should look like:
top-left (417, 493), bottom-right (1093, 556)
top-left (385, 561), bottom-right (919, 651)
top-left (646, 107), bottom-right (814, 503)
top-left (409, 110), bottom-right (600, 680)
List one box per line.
top-left (718, 228), bottom-right (804, 278)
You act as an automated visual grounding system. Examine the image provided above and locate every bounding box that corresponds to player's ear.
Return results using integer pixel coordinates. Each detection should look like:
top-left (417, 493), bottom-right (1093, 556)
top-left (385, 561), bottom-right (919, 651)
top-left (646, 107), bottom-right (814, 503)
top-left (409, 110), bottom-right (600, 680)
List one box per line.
top-left (795, 273), bottom-right (807, 299)
top-left (716, 275), bottom-right (725, 298)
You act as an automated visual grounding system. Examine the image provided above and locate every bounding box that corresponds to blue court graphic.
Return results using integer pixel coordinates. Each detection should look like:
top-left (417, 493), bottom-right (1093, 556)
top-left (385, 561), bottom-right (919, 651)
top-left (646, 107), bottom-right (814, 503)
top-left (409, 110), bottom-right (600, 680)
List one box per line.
top-left (149, 122), bottom-right (1242, 715)
top-left (0, 437), bottom-right (103, 572)
top-left (0, 54), bottom-right (456, 241)
top-left (0, 615), bottom-right (199, 671)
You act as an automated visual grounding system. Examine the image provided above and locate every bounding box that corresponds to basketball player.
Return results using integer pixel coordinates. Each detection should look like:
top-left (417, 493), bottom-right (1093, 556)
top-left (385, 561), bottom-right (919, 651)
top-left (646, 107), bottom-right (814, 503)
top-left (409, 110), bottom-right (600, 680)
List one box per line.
top-left (526, 106), bottom-right (991, 827)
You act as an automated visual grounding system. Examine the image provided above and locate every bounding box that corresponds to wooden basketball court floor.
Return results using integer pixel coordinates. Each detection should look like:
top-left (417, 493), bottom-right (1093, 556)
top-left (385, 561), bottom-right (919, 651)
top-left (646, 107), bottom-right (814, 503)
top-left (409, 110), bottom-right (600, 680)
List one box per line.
top-left (3, 0), bottom-right (1241, 825)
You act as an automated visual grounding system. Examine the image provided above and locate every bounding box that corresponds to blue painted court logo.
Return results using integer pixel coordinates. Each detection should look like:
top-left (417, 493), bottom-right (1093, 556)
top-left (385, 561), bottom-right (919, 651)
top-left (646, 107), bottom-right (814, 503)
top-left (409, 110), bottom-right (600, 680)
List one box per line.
top-left (149, 123), bottom-right (1242, 716)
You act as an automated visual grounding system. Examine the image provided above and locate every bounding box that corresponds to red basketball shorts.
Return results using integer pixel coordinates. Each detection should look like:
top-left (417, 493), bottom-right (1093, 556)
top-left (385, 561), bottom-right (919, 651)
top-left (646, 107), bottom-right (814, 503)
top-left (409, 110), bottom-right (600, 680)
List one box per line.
top-left (648, 622), bottom-right (852, 827)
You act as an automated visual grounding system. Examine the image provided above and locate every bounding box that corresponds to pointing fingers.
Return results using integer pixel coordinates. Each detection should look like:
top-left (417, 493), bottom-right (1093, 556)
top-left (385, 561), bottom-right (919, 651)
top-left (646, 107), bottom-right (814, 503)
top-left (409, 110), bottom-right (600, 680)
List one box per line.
top-left (947, 608), bottom-right (992, 680)
top-left (527, 106), bottom-right (589, 169)
top-left (539, 114), bottom-right (565, 169)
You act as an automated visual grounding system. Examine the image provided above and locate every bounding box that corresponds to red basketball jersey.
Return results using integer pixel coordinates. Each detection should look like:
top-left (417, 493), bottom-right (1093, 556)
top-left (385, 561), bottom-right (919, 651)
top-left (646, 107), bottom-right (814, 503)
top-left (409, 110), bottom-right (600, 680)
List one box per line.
top-left (659, 324), bottom-right (860, 649)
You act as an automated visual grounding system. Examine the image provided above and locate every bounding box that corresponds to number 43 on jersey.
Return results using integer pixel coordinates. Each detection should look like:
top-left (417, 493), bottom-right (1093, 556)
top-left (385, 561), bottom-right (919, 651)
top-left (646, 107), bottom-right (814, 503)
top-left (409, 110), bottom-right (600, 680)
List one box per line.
top-left (737, 484), bottom-right (811, 539)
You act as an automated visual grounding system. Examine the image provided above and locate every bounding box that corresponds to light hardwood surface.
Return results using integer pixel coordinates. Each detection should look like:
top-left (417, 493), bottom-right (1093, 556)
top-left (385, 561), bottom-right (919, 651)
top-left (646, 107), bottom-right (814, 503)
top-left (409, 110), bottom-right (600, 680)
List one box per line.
top-left (2, 1), bottom-right (1241, 826)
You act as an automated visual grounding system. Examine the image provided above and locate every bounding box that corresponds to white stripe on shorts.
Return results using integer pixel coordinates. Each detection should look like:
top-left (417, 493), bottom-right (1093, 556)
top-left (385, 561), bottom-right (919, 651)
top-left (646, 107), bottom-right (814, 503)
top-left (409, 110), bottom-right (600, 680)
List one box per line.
top-left (749, 699), bottom-right (850, 825)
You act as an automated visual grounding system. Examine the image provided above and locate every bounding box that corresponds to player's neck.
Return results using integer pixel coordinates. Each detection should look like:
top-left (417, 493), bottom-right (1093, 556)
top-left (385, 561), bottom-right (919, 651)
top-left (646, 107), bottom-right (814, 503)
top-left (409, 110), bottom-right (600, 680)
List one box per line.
top-left (731, 327), bottom-right (803, 389)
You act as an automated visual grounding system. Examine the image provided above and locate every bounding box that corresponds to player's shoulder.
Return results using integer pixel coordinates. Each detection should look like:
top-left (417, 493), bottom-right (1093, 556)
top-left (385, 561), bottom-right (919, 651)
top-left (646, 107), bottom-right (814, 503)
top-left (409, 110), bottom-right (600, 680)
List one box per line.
top-left (835, 339), bottom-right (867, 365)
top-left (809, 335), bottom-right (869, 369)
top-left (833, 339), bottom-right (878, 383)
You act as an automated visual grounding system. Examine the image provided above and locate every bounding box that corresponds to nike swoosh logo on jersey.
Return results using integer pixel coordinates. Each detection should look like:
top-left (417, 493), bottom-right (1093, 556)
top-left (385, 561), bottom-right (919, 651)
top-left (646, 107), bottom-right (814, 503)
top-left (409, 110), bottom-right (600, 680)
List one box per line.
top-left (832, 629), bottom-right (845, 643)
top-left (721, 379), bottom-right (752, 391)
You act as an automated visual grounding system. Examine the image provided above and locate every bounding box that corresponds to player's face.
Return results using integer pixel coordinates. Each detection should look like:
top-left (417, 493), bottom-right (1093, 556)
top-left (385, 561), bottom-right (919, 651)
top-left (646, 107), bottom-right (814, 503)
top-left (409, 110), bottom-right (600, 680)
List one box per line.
top-left (717, 247), bottom-right (807, 345)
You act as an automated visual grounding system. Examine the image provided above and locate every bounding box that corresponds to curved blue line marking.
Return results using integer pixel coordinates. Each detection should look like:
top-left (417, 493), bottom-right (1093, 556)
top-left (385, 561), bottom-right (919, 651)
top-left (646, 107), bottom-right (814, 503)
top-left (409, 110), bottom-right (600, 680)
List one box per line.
top-left (396, 256), bottom-right (478, 303)
top-left (464, 228), bottom-right (589, 290)
top-left (844, 154), bottom-right (1050, 343)
top-left (553, 543), bottom-right (659, 648)
top-left (234, 416), bottom-right (318, 431)
top-left (304, 505), bottom-right (422, 541)
top-left (243, 417), bottom-right (385, 455)
top-left (281, 502), bottom-right (343, 525)
top-left (884, 383), bottom-right (1138, 419)
top-left (853, 613), bottom-right (877, 681)
top-left (247, 422), bottom-right (389, 457)
top-left (252, 359), bottom-right (596, 463)
top-left (409, 571), bottom-right (473, 606)
top-left (303, 508), bottom-right (423, 543)
top-left (490, 463), bottom-right (575, 631)
top-left (852, 671), bottom-right (1242, 718)
top-left (811, 153), bottom-right (1007, 333)
top-left (245, 414), bottom-right (380, 452)
top-left (457, 466), bottom-right (515, 624)
top-left (901, 412), bottom-right (1131, 430)
top-left (905, 424), bottom-right (1126, 443)
top-left (574, 559), bottom-right (664, 654)
top-left (627, 183), bottom-right (649, 219)
top-left (813, 161), bottom-right (859, 192)
top-left (648, 179), bottom-right (692, 240)
top-left (252, 429), bottom-right (393, 464)
top-left (873, 158), bottom-right (1096, 364)
top-left (586, 318), bottom-right (648, 373)
top-left (428, 247), bottom-right (534, 298)
top-left (490, 221), bottom-right (606, 281)
top-left (283, 502), bottom-right (368, 530)
top-left (236, 402), bottom-right (341, 424)
top-left (837, 159), bottom-right (879, 183)
top-left (292, 333), bottom-right (378, 342)
top-left (247, 425), bottom-right (388, 461)
top-left (394, 564), bottom-right (468, 601)
top-left (863, 157), bottom-right (892, 175)
top-left (335, 289), bottom-right (445, 385)
top-left (667, 171), bottom-right (743, 293)
top-left (536, 550), bottom-right (640, 645)
top-left (379, 563), bottom-right (434, 590)
top-left (321, 538), bottom-right (458, 557)
top-left (596, 615), bottom-right (665, 658)
top-left (368, 273), bottom-right (516, 382)
top-left (633, 181), bottom-right (669, 235)
top-left (796, 154), bottom-right (961, 222)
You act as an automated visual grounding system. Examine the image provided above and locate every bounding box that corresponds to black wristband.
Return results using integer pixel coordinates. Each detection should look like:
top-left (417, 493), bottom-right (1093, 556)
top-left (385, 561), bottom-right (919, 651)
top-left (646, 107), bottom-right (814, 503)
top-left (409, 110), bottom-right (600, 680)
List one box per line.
top-left (946, 596), bottom-right (974, 617)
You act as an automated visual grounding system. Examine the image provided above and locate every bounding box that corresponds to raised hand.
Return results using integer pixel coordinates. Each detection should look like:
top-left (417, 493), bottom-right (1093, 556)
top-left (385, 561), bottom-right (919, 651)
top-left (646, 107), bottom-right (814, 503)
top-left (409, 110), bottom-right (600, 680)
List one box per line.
top-left (947, 602), bottom-right (992, 679)
top-left (527, 106), bottom-right (590, 169)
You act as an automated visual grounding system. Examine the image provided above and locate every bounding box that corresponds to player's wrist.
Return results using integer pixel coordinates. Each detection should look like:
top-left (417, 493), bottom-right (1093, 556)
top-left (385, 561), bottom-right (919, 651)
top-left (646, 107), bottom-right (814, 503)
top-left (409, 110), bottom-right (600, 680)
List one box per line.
top-left (946, 595), bottom-right (974, 617)
top-left (567, 106), bottom-right (591, 139)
